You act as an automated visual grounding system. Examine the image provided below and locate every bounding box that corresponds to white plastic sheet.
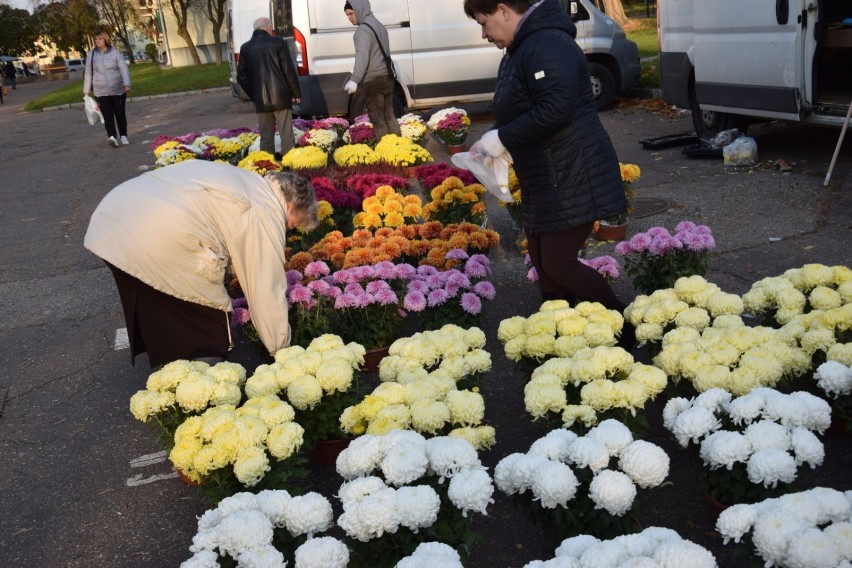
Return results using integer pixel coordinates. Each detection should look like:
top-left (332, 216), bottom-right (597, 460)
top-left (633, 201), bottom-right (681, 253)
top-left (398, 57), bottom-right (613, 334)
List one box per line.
top-left (84, 95), bottom-right (104, 126)
top-left (451, 151), bottom-right (514, 202)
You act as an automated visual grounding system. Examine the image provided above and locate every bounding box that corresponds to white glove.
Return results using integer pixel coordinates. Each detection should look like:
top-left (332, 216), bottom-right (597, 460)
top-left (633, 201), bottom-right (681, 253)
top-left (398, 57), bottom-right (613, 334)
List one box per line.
top-left (476, 129), bottom-right (507, 158)
top-left (344, 80), bottom-right (358, 94)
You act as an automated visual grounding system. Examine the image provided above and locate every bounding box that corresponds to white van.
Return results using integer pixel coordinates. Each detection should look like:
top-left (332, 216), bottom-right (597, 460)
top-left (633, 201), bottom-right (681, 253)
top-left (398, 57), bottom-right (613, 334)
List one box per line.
top-left (658, 0), bottom-right (852, 138)
top-left (226, 0), bottom-right (640, 115)
top-left (66, 58), bottom-right (86, 73)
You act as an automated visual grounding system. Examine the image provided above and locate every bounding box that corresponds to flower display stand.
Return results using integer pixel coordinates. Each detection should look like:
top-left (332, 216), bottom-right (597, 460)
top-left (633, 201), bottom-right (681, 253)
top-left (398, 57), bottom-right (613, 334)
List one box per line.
top-left (310, 438), bottom-right (352, 467)
top-left (362, 345), bottom-right (390, 373)
top-left (446, 143), bottom-right (467, 155)
top-left (595, 222), bottom-right (627, 242)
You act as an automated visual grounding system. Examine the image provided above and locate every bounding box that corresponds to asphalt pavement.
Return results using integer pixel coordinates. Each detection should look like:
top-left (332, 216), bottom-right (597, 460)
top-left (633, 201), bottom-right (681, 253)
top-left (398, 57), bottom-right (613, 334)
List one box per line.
top-left (0, 78), bottom-right (849, 567)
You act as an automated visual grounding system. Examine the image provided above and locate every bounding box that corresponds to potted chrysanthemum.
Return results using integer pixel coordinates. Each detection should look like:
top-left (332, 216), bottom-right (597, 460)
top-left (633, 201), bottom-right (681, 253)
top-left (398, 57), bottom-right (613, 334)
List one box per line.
top-left (614, 221), bottom-right (716, 294)
top-left (663, 387), bottom-right (830, 510)
top-left (427, 107), bottom-right (471, 152)
top-left (374, 134), bottom-right (434, 169)
top-left (335, 430), bottom-right (494, 566)
top-left (814, 360), bottom-right (852, 434)
top-left (494, 419), bottom-right (670, 551)
top-left (281, 145), bottom-right (329, 169)
top-left (398, 112), bottom-right (428, 145)
top-left (353, 185), bottom-right (423, 229)
top-left (595, 162), bottom-right (641, 241)
top-left (421, 176), bottom-right (487, 227)
top-left (182, 489), bottom-right (348, 567)
top-left (716, 486), bottom-right (852, 568)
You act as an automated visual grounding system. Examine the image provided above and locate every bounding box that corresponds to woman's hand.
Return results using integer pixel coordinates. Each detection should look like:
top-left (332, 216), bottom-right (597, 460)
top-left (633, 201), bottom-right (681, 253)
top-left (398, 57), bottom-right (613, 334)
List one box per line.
top-left (124, 86), bottom-right (132, 93)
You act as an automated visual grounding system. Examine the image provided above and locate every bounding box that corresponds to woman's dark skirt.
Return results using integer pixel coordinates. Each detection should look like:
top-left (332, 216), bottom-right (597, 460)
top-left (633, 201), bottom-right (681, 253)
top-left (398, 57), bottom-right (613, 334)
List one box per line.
top-left (106, 262), bottom-right (230, 368)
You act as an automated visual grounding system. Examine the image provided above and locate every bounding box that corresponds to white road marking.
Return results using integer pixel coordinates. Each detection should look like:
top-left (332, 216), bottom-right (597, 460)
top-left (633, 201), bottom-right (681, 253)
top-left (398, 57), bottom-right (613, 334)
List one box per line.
top-left (114, 327), bottom-right (129, 350)
top-left (126, 472), bottom-right (179, 486)
top-left (130, 450), bottom-right (168, 468)
top-left (126, 451), bottom-right (178, 486)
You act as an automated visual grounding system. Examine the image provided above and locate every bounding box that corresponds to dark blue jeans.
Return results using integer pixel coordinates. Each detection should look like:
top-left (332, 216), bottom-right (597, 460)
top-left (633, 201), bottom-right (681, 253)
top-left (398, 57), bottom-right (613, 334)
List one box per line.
top-left (97, 93), bottom-right (128, 139)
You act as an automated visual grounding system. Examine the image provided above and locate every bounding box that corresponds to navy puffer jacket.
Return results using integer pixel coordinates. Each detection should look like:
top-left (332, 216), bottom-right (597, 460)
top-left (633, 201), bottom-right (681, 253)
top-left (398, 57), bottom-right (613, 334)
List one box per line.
top-left (493, 0), bottom-right (625, 234)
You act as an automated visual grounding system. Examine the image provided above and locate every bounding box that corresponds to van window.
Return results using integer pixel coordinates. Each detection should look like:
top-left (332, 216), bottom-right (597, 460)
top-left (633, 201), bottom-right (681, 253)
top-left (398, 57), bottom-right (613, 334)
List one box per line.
top-left (273, 0), bottom-right (293, 36)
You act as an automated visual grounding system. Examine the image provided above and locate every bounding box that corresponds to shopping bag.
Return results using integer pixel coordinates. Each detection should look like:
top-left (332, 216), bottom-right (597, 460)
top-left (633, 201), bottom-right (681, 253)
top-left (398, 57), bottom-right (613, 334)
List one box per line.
top-left (84, 95), bottom-right (104, 126)
top-left (451, 151), bottom-right (514, 202)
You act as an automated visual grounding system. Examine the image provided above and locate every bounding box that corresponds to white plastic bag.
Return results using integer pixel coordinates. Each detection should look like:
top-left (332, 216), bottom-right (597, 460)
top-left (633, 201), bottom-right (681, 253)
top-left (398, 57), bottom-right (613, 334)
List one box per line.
top-left (723, 136), bottom-right (758, 166)
top-left (451, 152), bottom-right (514, 202)
top-left (84, 95), bottom-right (104, 126)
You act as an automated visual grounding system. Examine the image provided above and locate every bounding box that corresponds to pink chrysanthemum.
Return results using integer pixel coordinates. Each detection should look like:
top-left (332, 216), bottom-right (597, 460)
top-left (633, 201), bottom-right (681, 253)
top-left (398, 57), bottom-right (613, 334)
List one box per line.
top-left (417, 265), bottom-right (439, 277)
top-left (403, 290), bottom-right (427, 312)
top-left (374, 288), bottom-right (398, 306)
top-left (446, 270), bottom-right (471, 288)
top-left (304, 261), bottom-right (330, 278)
top-left (473, 281), bottom-right (496, 299)
top-left (394, 263), bottom-right (417, 279)
top-left (286, 270), bottom-right (303, 286)
top-left (445, 248), bottom-right (470, 260)
top-left (230, 307), bottom-right (251, 326)
top-left (527, 267), bottom-right (539, 282)
top-left (427, 288), bottom-right (450, 307)
top-left (461, 292), bottom-right (482, 315)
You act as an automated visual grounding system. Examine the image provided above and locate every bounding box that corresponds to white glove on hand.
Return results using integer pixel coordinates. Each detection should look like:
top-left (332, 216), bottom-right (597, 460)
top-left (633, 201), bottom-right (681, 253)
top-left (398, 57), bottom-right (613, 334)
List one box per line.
top-left (475, 129), bottom-right (507, 158)
top-left (344, 80), bottom-right (358, 94)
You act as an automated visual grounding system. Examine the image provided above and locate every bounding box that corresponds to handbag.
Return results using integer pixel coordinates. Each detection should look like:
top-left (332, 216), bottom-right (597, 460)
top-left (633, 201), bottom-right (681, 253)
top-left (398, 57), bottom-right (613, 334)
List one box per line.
top-left (84, 95), bottom-right (104, 125)
top-left (362, 22), bottom-right (397, 80)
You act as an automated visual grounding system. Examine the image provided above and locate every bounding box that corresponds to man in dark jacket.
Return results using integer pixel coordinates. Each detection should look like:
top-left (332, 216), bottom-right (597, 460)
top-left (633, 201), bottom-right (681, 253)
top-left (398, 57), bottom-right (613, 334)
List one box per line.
top-left (237, 17), bottom-right (302, 158)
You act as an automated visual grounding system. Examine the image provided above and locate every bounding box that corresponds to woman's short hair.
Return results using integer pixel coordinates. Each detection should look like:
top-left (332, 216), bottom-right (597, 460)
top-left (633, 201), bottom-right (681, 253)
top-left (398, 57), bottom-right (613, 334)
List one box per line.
top-left (265, 172), bottom-right (319, 230)
top-left (463, 0), bottom-right (532, 18)
top-left (94, 31), bottom-right (113, 48)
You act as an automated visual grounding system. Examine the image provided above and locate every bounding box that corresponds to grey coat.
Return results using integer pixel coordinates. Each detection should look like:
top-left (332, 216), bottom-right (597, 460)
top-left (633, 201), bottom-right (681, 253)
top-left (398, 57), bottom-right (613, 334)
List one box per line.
top-left (348, 0), bottom-right (392, 85)
top-left (83, 47), bottom-right (131, 97)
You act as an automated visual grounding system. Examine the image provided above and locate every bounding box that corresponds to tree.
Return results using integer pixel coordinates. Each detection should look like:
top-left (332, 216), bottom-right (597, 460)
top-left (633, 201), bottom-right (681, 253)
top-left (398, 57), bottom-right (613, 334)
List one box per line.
top-left (165, 0), bottom-right (202, 65)
top-left (35, 0), bottom-right (100, 55)
top-left (204, 0), bottom-right (226, 65)
top-left (594, 0), bottom-right (629, 28)
top-left (0, 5), bottom-right (39, 56)
top-left (91, 0), bottom-right (141, 64)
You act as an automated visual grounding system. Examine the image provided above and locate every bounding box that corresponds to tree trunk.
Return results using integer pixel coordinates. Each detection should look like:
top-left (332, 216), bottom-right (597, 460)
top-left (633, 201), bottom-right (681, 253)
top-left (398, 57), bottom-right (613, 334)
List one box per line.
top-left (176, 24), bottom-right (203, 65)
top-left (599, 0), bottom-right (630, 28)
top-left (210, 27), bottom-right (223, 65)
top-left (168, 0), bottom-right (202, 66)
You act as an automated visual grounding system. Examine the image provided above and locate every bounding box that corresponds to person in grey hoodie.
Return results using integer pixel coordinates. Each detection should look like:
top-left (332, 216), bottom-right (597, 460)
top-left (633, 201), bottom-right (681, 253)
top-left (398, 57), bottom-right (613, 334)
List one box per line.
top-left (344, 0), bottom-right (401, 138)
top-left (83, 31), bottom-right (132, 148)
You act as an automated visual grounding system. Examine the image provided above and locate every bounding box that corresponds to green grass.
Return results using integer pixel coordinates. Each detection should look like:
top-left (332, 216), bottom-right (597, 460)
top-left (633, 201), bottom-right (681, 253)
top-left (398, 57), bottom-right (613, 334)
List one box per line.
top-left (627, 26), bottom-right (658, 59)
top-left (24, 62), bottom-right (230, 111)
top-left (625, 16), bottom-right (659, 89)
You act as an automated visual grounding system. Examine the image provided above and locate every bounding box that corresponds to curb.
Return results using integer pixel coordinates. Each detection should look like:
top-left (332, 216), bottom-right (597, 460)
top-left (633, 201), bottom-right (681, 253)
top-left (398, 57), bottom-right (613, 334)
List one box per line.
top-left (34, 86), bottom-right (232, 113)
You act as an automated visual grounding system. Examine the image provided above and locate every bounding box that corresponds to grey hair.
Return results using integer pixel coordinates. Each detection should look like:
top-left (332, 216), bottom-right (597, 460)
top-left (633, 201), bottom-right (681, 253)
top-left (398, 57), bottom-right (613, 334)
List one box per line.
top-left (253, 17), bottom-right (272, 30)
top-left (265, 172), bottom-right (319, 230)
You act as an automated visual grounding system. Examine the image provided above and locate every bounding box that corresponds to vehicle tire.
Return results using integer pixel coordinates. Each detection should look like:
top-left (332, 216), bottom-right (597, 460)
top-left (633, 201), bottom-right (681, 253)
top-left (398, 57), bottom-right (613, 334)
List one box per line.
top-left (689, 87), bottom-right (749, 139)
top-left (588, 62), bottom-right (616, 111)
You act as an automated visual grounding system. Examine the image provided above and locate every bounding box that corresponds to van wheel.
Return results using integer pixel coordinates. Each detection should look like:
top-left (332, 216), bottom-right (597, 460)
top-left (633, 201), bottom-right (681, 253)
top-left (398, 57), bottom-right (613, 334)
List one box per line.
top-left (689, 91), bottom-right (749, 139)
top-left (588, 62), bottom-right (616, 111)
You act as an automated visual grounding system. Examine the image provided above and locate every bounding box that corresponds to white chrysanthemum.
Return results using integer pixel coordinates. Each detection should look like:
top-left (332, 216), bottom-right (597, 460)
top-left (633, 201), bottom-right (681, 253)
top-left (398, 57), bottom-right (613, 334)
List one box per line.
top-left (566, 437), bottom-right (611, 472)
top-left (699, 430), bottom-right (753, 470)
top-left (785, 527), bottom-right (841, 568)
top-left (236, 545), bottom-right (286, 568)
top-left (396, 542), bottom-right (464, 567)
top-left (744, 420), bottom-right (790, 452)
top-left (283, 492), bottom-right (334, 537)
top-left (254, 489), bottom-right (292, 528)
top-left (747, 448), bottom-right (798, 488)
top-left (337, 486), bottom-right (400, 541)
top-left (554, 534), bottom-right (601, 559)
top-left (578, 540), bottom-right (628, 567)
top-left (618, 440), bottom-right (669, 488)
top-left (447, 467), bottom-right (494, 516)
top-left (425, 437), bottom-right (481, 481)
top-left (727, 393), bottom-right (765, 425)
top-left (589, 470), bottom-right (636, 516)
top-left (692, 388), bottom-right (732, 412)
top-left (776, 491), bottom-right (825, 526)
top-left (445, 389), bottom-right (486, 426)
top-left (652, 540), bottom-right (717, 568)
top-left (215, 510), bottom-right (274, 557)
top-left (612, 557), bottom-right (656, 568)
top-left (787, 391), bottom-right (832, 433)
top-left (586, 419), bottom-right (634, 457)
top-left (789, 427), bottom-right (825, 469)
top-left (381, 443), bottom-right (429, 486)
top-left (233, 445), bottom-right (270, 487)
top-left (180, 550), bottom-right (219, 568)
top-left (337, 476), bottom-right (387, 507)
top-left (336, 434), bottom-right (385, 479)
top-left (294, 536), bottom-right (349, 568)
top-left (661, 397), bottom-right (692, 431)
top-left (215, 492), bottom-right (260, 517)
top-left (530, 460), bottom-right (579, 508)
top-left (529, 429), bottom-right (579, 462)
top-left (815, 360), bottom-right (852, 397)
top-left (395, 485), bottom-right (440, 531)
top-left (493, 453), bottom-right (529, 495)
top-left (824, 521), bottom-right (852, 560)
top-left (670, 405), bottom-right (720, 447)
top-left (716, 503), bottom-right (758, 544)
top-left (808, 487), bottom-right (852, 523)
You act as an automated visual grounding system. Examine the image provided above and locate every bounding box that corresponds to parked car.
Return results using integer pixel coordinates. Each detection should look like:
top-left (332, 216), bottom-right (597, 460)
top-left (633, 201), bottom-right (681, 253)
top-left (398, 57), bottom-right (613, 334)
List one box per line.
top-left (66, 58), bottom-right (86, 73)
top-left (225, 0), bottom-right (640, 115)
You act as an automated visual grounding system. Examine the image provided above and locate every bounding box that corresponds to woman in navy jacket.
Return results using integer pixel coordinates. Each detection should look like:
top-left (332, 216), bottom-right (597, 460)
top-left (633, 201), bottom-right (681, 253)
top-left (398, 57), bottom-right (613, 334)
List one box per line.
top-left (465, 0), bottom-right (634, 348)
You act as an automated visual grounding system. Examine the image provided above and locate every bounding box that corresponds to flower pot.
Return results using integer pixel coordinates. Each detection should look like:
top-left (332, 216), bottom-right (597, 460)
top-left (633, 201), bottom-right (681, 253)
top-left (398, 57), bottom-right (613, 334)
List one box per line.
top-left (310, 438), bottom-right (352, 467)
top-left (176, 468), bottom-right (199, 486)
top-left (595, 222), bottom-right (627, 242)
top-left (362, 345), bottom-right (390, 373)
top-left (446, 143), bottom-right (466, 155)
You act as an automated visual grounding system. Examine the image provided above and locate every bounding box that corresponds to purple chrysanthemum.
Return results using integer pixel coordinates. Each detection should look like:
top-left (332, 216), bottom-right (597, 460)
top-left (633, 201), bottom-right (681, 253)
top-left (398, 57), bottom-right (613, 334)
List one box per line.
top-left (614, 241), bottom-right (631, 255)
top-left (286, 270), bottom-right (303, 287)
top-left (627, 233), bottom-right (652, 253)
top-left (461, 292), bottom-right (482, 315)
top-left (425, 273), bottom-right (446, 289)
top-left (646, 226), bottom-right (672, 239)
top-left (352, 292), bottom-right (371, 308)
top-left (675, 220), bottom-right (697, 233)
top-left (366, 280), bottom-right (392, 294)
top-left (304, 261), bottom-right (330, 278)
top-left (445, 248), bottom-right (470, 260)
top-left (417, 265), bottom-right (439, 277)
top-left (409, 280), bottom-right (430, 294)
top-left (288, 284), bottom-right (315, 305)
top-left (427, 288), bottom-right (450, 307)
top-left (344, 283), bottom-right (366, 296)
top-left (393, 263), bottom-right (417, 279)
top-left (473, 280), bottom-right (496, 299)
top-left (464, 260), bottom-right (488, 279)
top-left (374, 288), bottom-right (398, 306)
top-left (335, 293), bottom-right (359, 309)
top-left (230, 307), bottom-right (251, 326)
top-left (373, 261), bottom-right (397, 280)
top-left (446, 270), bottom-right (471, 288)
top-left (231, 297), bottom-right (248, 309)
top-left (403, 290), bottom-right (427, 312)
top-left (527, 267), bottom-right (539, 282)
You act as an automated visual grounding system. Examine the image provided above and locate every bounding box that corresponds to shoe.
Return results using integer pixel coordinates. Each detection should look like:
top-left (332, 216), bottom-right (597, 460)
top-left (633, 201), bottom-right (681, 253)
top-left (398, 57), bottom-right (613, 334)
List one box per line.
top-left (107, 136), bottom-right (119, 148)
top-left (120, 136), bottom-right (129, 145)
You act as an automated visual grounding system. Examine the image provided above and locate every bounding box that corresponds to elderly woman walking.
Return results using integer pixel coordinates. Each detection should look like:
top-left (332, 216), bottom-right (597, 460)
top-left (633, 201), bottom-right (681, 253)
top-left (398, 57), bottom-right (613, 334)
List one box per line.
top-left (465, 0), bottom-right (635, 349)
top-left (85, 160), bottom-right (319, 367)
top-left (83, 31), bottom-right (132, 147)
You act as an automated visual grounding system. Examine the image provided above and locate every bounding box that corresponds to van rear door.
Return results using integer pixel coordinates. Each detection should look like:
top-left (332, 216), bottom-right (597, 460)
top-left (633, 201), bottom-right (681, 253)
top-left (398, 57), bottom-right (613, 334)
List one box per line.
top-left (693, 0), bottom-right (807, 121)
